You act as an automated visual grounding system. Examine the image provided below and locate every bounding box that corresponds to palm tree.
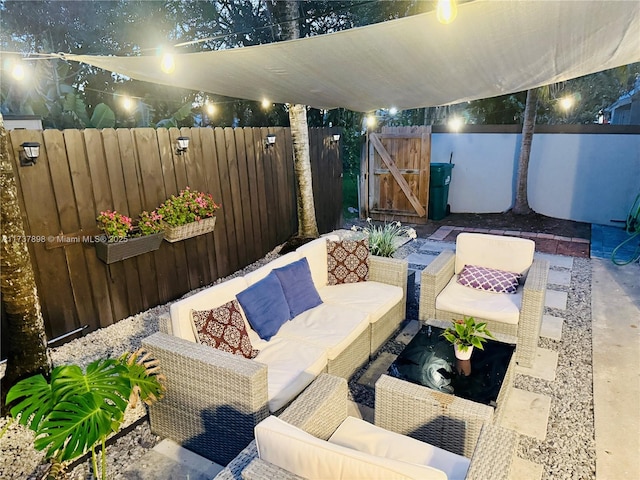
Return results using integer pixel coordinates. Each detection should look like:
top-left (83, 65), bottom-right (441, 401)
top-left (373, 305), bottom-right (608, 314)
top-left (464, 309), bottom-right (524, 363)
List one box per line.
top-left (279, 0), bottom-right (320, 241)
top-left (0, 116), bottom-right (52, 413)
top-left (513, 88), bottom-right (539, 214)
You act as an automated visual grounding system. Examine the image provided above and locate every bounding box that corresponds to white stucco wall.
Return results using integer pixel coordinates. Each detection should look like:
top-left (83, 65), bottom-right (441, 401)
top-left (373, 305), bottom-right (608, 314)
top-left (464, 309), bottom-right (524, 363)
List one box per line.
top-left (432, 133), bottom-right (518, 213)
top-left (528, 134), bottom-right (640, 225)
top-left (431, 131), bottom-right (640, 226)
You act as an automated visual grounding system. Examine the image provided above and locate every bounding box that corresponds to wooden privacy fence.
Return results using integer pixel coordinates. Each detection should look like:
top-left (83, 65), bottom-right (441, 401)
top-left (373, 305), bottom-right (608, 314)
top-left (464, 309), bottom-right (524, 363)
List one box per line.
top-left (6, 126), bottom-right (342, 342)
top-left (364, 126), bottom-right (431, 223)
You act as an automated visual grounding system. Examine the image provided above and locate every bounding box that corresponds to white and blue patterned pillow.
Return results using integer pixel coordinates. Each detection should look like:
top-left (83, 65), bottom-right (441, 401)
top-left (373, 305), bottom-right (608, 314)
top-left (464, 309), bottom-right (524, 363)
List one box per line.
top-left (457, 264), bottom-right (521, 294)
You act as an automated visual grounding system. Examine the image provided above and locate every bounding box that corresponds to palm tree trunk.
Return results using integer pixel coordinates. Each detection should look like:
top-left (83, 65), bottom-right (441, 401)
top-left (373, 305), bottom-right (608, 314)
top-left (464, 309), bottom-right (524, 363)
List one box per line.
top-left (0, 119), bottom-right (51, 413)
top-left (513, 88), bottom-right (539, 215)
top-left (289, 104), bottom-right (319, 238)
top-left (281, 0), bottom-right (319, 239)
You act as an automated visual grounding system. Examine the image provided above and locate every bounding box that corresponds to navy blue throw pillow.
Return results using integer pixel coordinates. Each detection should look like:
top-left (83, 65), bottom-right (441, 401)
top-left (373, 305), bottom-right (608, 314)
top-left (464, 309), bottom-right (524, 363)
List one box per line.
top-left (236, 272), bottom-right (291, 341)
top-left (273, 258), bottom-right (323, 318)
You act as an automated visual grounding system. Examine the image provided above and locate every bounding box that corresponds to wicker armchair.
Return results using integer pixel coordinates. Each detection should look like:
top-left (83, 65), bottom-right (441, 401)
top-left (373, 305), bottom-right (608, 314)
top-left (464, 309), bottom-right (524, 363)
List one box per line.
top-left (216, 373), bottom-right (518, 480)
top-left (419, 233), bottom-right (549, 367)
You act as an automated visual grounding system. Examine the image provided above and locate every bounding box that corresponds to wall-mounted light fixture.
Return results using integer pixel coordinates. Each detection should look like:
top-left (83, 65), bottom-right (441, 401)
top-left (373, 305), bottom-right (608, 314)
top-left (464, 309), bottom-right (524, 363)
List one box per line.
top-left (176, 136), bottom-right (189, 155)
top-left (331, 133), bottom-right (341, 144)
top-left (265, 134), bottom-right (276, 147)
top-left (20, 142), bottom-right (40, 167)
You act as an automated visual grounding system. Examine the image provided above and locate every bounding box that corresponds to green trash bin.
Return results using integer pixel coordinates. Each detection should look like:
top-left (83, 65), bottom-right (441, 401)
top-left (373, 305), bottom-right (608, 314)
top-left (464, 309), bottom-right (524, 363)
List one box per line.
top-left (428, 163), bottom-right (454, 220)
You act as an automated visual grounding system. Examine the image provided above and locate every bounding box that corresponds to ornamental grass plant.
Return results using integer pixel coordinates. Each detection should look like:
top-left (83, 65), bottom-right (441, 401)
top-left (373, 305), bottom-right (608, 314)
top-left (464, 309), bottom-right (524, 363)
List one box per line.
top-left (351, 218), bottom-right (417, 257)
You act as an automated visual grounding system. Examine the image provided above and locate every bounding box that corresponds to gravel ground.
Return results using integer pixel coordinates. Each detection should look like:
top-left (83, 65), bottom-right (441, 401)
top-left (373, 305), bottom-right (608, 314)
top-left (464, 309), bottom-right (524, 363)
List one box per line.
top-left (0, 238), bottom-right (595, 480)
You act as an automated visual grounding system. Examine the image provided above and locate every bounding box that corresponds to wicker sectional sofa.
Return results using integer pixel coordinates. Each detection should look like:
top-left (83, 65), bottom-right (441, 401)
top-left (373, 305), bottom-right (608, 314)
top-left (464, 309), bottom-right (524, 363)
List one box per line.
top-left (142, 235), bottom-right (408, 465)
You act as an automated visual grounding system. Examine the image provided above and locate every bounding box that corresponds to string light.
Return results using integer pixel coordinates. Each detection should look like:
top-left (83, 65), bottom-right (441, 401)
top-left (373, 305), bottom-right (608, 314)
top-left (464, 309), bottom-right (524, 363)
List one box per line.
top-left (366, 115), bottom-right (376, 128)
top-left (160, 53), bottom-right (175, 74)
top-left (205, 103), bottom-right (215, 116)
top-left (448, 116), bottom-right (463, 132)
top-left (261, 98), bottom-right (271, 109)
top-left (11, 63), bottom-right (25, 80)
top-left (560, 96), bottom-right (574, 111)
top-left (436, 0), bottom-right (458, 24)
top-left (122, 96), bottom-right (134, 111)
top-left (389, 107), bottom-right (398, 116)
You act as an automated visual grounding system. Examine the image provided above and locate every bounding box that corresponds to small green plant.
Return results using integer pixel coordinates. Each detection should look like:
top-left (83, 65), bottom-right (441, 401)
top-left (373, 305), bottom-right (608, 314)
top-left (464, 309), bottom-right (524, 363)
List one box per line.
top-left (5, 349), bottom-right (166, 480)
top-left (155, 187), bottom-right (221, 227)
top-left (351, 218), bottom-right (417, 257)
top-left (442, 316), bottom-right (495, 352)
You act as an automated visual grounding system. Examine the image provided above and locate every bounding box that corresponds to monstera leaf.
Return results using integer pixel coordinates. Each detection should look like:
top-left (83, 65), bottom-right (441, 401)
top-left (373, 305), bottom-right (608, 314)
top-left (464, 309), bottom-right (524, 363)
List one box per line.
top-left (51, 360), bottom-right (130, 412)
top-left (34, 392), bottom-right (122, 461)
top-left (6, 374), bottom-right (55, 432)
top-left (119, 350), bottom-right (166, 406)
top-left (5, 352), bottom-right (164, 477)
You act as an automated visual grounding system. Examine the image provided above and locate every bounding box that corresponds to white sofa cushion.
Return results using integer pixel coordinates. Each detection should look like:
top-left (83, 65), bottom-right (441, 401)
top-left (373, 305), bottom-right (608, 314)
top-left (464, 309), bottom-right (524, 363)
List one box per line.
top-left (319, 281), bottom-right (403, 324)
top-left (244, 252), bottom-right (301, 286)
top-left (329, 416), bottom-right (469, 480)
top-left (255, 416), bottom-right (447, 480)
top-left (170, 277), bottom-right (250, 343)
top-left (295, 234), bottom-right (340, 289)
top-left (455, 232), bottom-right (534, 275)
top-left (436, 275), bottom-right (522, 324)
top-left (276, 303), bottom-right (370, 360)
top-left (253, 338), bottom-right (327, 412)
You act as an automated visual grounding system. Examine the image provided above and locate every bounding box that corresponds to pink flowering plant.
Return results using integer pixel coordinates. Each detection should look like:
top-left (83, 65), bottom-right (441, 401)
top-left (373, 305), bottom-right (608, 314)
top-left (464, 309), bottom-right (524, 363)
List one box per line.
top-left (97, 210), bottom-right (163, 241)
top-left (138, 210), bottom-right (164, 235)
top-left (155, 187), bottom-right (220, 227)
top-left (97, 210), bottom-right (133, 240)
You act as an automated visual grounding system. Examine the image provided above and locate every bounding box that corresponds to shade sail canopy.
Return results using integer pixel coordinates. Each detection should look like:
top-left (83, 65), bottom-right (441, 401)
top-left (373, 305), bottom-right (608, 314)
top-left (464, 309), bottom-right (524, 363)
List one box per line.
top-left (67, 0), bottom-right (640, 112)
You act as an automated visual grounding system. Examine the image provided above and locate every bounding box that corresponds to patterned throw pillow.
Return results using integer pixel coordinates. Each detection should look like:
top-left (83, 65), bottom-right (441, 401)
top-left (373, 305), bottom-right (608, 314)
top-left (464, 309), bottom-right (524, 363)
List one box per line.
top-left (327, 239), bottom-right (369, 285)
top-left (457, 264), bottom-right (522, 294)
top-left (191, 300), bottom-right (258, 359)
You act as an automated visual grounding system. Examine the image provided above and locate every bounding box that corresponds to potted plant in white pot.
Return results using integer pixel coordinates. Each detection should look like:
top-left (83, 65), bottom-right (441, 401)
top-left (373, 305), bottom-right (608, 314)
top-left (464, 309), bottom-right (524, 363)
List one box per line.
top-left (442, 316), bottom-right (495, 360)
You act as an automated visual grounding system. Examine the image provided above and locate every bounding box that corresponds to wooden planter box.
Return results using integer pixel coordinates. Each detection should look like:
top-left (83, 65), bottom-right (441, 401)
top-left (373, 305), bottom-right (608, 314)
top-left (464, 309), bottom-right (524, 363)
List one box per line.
top-left (95, 232), bottom-right (164, 264)
top-left (163, 216), bottom-right (216, 242)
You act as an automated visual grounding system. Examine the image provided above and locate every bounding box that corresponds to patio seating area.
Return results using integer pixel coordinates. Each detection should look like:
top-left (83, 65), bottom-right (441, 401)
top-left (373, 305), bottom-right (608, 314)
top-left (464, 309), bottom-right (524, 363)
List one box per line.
top-left (1, 224), bottom-right (637, 480)
top-left (127, 228), bottom-right (637, 480)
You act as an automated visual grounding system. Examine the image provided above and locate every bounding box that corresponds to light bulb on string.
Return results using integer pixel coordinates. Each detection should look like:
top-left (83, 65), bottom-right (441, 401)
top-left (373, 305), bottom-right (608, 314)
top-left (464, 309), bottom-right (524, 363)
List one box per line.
top-left (160, 53), bottom-right (175, 74)
top-left (436, 0), bottom-right (458, 24)
top-left (122, 96), bottom-right (134, 111)
top-left (12, 63), bottom-right (25, 80)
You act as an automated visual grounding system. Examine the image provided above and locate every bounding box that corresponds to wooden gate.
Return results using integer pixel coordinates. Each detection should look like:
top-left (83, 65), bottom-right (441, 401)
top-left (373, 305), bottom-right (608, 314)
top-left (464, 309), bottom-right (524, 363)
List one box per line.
top-left (364, 126), bottom-right (431, 224)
